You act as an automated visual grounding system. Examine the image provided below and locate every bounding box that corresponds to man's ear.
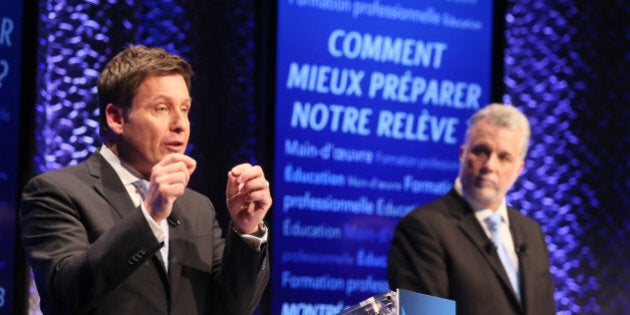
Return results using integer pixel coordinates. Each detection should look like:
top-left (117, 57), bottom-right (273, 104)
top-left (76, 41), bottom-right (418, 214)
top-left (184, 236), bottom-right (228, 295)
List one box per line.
top-left (459, 145), bottom-right (466, 162)
top-left (105, 103), bottom-right (125, 135)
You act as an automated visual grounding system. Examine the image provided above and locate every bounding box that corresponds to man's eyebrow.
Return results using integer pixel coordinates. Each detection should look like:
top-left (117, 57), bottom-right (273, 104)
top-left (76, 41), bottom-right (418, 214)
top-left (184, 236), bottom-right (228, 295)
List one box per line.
top-left (146, 95), bottom-right (191, 103)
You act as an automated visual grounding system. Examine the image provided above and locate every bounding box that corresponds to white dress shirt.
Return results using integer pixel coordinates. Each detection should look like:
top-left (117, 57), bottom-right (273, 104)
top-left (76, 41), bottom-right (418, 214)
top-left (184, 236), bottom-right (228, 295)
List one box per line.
top-left (99, 145), bottom-right (267, 256)
top-left (100, 145), bottom-right (170, 269)
top-left (454, 177), bottom-right (519, 271)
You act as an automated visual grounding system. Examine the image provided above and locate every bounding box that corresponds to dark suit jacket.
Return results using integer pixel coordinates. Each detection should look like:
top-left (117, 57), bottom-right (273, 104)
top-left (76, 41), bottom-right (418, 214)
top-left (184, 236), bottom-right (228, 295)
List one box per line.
top-left (21, 152), bottom-right (269, 315)
top-left (387, 189), bottom-right (555, 315)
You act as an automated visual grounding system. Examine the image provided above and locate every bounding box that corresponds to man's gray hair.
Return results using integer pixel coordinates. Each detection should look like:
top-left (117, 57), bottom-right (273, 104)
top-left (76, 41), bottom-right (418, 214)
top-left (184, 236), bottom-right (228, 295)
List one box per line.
top-left (466, 103), bottom-right (531, 159)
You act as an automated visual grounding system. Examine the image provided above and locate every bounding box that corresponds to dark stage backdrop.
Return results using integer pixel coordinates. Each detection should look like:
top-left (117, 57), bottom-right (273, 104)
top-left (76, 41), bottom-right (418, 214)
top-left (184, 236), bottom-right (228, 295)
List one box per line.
top-left (18, 0), bottom-right (628, 314)
top-left (0, 2), bottom-right (26, 315)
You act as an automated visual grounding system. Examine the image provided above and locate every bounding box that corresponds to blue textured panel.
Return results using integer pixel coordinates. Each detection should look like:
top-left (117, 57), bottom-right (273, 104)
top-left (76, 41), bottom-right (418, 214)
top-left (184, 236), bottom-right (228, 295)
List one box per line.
top-left (34, 0), bottom-right (194, 173)
top-left (35, 0), bottom-right (110, 173)
top-left (504, 1), bottom-right (629, 314)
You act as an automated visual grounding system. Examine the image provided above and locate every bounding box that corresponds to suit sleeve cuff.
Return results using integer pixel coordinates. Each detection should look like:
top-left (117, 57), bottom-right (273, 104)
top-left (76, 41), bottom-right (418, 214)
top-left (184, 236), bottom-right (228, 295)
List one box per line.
top-left (233, 221), bottom-right (268, 251)
top-left (139, 203), bottom-right (165, 243)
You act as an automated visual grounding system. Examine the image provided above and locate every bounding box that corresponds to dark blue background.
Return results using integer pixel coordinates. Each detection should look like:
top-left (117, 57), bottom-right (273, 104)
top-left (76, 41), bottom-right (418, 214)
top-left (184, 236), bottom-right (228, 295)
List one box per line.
top-left (0, 2), bottom-right (24, 314)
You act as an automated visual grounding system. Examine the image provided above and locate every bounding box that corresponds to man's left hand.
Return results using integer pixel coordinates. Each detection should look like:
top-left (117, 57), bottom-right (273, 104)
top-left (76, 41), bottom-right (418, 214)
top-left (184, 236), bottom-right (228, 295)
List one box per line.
top-left (226, 163), bottom-right (272, 234)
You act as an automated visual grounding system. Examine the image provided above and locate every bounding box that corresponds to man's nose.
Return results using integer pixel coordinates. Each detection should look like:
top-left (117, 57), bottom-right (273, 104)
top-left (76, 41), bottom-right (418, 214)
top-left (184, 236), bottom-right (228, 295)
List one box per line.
top-left (482, 153), bottom-right (499, 171)
top-left (170, 110), bottom-right (188, 132)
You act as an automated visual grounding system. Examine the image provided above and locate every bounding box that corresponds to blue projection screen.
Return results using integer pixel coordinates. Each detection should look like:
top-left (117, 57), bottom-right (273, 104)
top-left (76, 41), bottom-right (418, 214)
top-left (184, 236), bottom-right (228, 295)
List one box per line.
top-left (0, 1), bottom-right (23, 314)
top-left (272, 1), bottom-right (494, 313)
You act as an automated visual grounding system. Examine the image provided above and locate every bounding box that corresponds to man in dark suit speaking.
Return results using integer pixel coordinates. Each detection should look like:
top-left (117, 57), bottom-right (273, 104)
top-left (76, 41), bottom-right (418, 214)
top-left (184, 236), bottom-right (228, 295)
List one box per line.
top-left (21, 45), bottom-right (271, 314)
top-left (387, 104), bottom-right (555, 315)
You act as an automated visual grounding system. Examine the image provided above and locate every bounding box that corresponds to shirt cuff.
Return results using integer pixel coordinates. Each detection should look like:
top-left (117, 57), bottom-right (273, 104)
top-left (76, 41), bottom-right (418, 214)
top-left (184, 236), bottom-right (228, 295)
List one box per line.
top-left (140, 203), bottom-right (165, 243)
top-left (234, 222), bottom-right (268, 251)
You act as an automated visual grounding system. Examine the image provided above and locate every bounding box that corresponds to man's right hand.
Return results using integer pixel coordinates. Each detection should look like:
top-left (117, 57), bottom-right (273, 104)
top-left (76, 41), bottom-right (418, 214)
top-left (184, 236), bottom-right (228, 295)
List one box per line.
top-left (144, 153), bottom-right (197, 223)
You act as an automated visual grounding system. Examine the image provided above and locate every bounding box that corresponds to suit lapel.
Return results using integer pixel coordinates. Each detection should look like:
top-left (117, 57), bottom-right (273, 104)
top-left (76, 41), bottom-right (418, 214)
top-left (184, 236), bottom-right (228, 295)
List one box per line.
top-left (444, 191), bottom-right (499, 272)
top-left (87, 151), bottom-right (174, 301)
top-left (86, 152), bottom-right (138, 219)
top-left (448, 191), bottom-right (522, 307)
top-left (508, 210), bottom-right (528, 311)
top-left (456, 209), bottom-right (512, 287)
top-left (167, 204), bottom-right (184, 302)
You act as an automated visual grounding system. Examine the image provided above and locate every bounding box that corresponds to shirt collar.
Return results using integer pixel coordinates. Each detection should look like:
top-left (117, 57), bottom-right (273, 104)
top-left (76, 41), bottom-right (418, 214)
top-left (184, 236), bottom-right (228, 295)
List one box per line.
top-left (99, 144), bottom-right (145, 186)
top-left (454, 177), bottom-right (510, 225)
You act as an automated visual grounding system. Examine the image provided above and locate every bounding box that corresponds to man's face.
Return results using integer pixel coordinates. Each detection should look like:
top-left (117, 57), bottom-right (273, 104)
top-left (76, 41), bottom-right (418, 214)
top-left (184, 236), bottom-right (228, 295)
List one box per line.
top-left (115, 74), bottom-right (191, 176)
top-left (458, 118), bottom-right (524, 210)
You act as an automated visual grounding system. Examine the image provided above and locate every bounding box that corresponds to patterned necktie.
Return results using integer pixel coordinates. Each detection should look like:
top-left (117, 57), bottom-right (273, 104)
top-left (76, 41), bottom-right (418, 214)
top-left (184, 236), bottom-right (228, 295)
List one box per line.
top-left (133, 179), bottom-right (169, 271)
top-left (485, 213), bottom-right (521, 302)
top-left (134, 179), bottom-right (149, 200)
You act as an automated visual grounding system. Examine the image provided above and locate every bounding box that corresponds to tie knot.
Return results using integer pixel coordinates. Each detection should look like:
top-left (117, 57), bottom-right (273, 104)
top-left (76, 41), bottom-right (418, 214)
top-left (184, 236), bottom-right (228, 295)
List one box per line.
top-left (485, 213), bottom-right (503, 232)
top-left (133, 179), bottom-right (150, 199)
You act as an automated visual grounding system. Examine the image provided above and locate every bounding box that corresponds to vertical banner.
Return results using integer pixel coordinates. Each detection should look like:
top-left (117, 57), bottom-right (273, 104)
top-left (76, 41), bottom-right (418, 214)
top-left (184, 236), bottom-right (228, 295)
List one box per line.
top-left (0, 1), bottom-right (23, 314)
top-left (272, 1), bottom-right (494, 313)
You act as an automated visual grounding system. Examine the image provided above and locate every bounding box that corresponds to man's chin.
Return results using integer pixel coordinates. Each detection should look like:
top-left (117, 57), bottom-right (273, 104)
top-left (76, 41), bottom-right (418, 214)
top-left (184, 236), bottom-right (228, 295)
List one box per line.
top-left (470, 189), bottom-right (499, 204)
